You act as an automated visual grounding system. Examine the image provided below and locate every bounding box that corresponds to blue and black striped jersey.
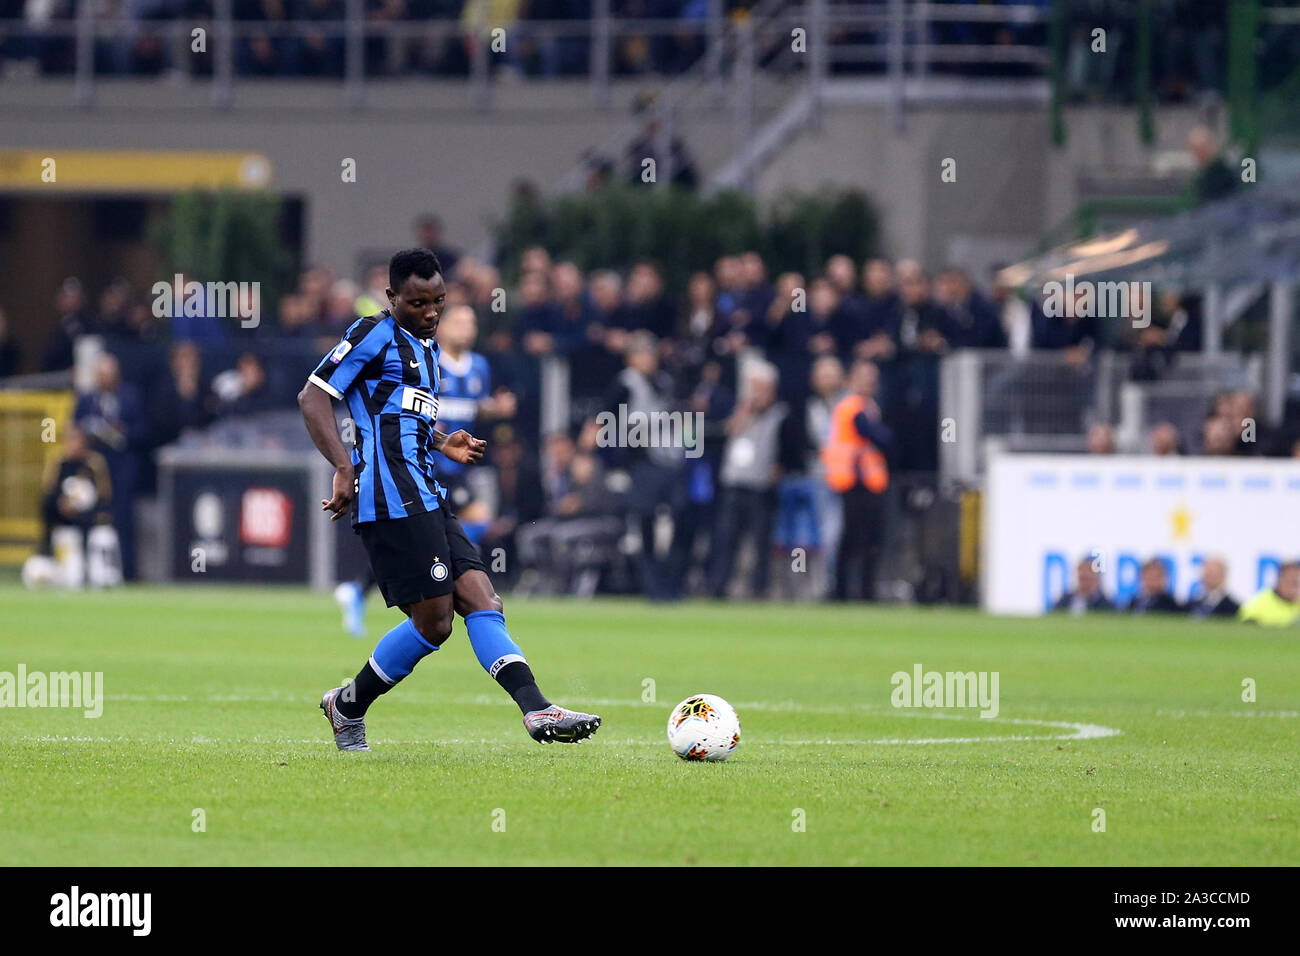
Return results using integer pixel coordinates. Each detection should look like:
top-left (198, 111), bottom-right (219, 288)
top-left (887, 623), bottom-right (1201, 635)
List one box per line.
top-left (433, 350), bottom-right (490, 477)
top-left (309, 311), bottom-right (444, 524)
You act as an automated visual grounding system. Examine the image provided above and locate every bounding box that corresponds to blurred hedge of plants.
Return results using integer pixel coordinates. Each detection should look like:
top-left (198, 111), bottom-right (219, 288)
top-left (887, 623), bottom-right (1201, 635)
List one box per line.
top-left (494, 185), bottom-right (880, 291)
top-left (149, 189), bottom-right (293, 315)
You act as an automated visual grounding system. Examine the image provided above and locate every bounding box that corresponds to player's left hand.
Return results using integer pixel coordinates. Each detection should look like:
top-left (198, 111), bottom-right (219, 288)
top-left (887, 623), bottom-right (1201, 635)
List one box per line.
top-left (442, 429), bottom-right (486, 465)
top-left (321, 465), bottom-right (355, 521)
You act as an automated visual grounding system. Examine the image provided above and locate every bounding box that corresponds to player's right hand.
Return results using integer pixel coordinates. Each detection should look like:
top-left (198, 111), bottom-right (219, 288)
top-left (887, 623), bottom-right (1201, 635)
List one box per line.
top-left (322, 465), bottom-right (355, 521)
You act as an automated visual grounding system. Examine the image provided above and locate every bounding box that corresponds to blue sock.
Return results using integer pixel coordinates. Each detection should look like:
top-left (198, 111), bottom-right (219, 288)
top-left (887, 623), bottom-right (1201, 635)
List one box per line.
top-left (465, 610), bottom-right (549, 713)
top-left (369, 617), bottom-right (438, 685)
top-left (464, 610), bottom-right (525, 677)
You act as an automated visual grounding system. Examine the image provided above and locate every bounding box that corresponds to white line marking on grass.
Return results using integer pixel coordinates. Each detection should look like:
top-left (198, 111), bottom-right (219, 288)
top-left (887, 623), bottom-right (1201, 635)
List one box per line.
top-left (106, 693), bottom-right (868, 710)
top-left (1156, 709), bottom-right (1298, 718)
top-left (98, 692), bottom-right (1124, 742)
top-left (768, 717), bottom-right (1122, 745)
top-left (16, 716), bottom-right (1121, 747)
top-left (100, 691), bottom-right (1075, 717)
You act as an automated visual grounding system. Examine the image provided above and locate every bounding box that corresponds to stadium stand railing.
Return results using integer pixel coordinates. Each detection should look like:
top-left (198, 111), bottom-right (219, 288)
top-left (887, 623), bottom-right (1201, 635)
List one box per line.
top-left (1116, 363), bottom-right (1263, 456)
top-left (1, 1), bottom-right (1053, 112)
top-left (939, 349), bottom-right (1263, 486)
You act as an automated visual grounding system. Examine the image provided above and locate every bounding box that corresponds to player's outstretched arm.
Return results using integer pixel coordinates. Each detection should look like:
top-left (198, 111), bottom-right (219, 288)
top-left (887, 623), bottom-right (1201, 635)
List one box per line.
top-left (298, 381), bottom-right (354, 520)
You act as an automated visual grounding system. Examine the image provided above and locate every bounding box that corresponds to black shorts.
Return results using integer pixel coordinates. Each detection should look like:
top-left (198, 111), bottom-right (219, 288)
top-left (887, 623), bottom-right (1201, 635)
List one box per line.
top-left (357, 502), bottom-right (486, 608)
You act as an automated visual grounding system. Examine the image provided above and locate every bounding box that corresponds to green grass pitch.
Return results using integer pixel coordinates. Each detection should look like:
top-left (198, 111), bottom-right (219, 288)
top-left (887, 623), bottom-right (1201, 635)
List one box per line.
top-left (1, 585), bottom-right (1297, 866)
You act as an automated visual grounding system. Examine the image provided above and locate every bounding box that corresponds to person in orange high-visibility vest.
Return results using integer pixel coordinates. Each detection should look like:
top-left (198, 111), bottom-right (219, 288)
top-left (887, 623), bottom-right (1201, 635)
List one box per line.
top-left (821, 360), bottom-right (891, 600)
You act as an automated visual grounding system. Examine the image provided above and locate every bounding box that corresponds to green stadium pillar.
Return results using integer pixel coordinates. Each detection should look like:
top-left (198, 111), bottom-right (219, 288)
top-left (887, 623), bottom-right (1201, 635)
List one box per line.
top-left (1136, 0), bottom-right (1154, 145)
top-left (1227, 0), bottom-right (1261, 155)
top-left (1266, 280), bottom-right (1293, 426)
top-left (1050, 0), bottom-right (1065, 146)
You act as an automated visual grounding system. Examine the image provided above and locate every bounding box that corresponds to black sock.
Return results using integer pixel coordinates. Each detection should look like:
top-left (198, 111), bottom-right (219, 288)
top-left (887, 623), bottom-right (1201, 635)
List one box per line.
top-left (495, 661), bottom-right (550, 715)
top-left (336, 660), bottom-right (391, 719)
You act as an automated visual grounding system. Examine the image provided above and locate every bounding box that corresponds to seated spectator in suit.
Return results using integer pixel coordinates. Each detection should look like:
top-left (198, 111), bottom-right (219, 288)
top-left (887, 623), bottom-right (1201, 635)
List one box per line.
top-left (1126, 558), bottom-right (1182, 614)
top-left (1148, 421), bottom-right (1183, 456)
top-left (1053, 557), bottom-right (1115, 615)
top-left (554, 451), bottom-right (617, 519)
top-left (1223, 390), bottom-right (1276, 456)
top-left (1202, 413), bottom-right (1239, 455)
top-left (1088, 423), bottom-right (1117, 454)
top-left (1238, 561), bottom-right (1300, 627)
top-left (1187, 556), bottom-right (1240, 618)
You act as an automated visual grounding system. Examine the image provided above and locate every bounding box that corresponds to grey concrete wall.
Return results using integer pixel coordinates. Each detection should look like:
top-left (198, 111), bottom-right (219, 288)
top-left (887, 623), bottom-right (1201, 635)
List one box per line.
top-left (0, 79), bottom-right (700, 273)
top-left (761, 99), bottom-right (1215, 278)
top-left (0, 78), bottom-right (1216, 282)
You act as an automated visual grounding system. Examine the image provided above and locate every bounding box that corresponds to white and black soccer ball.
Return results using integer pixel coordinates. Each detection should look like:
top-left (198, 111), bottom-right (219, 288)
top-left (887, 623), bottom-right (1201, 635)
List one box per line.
top-left (667, 694), bottom-right (740, 762)
top-left (60, 475), bottom-right (97, 513)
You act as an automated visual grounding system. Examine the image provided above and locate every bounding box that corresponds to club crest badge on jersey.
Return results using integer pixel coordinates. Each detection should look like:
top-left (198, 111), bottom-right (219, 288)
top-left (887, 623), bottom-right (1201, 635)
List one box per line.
top-left (430, 560), bottom-right (449, 582)
top-left (329, 340), bottom-right (352, 364)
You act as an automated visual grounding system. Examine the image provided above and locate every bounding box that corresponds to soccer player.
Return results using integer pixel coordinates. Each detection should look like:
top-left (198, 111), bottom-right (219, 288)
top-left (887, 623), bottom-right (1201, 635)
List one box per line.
top-left (298, 248), bottom-right (601, 751)
top-left (431, 303), bottom-right (516, 523)
top-left (331, 302), bottom-right (514, 637)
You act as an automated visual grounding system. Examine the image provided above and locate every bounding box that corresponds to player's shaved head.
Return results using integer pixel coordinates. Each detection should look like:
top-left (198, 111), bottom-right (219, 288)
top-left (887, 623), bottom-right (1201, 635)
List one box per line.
top-left (387, 248), bottom-right (446, 339)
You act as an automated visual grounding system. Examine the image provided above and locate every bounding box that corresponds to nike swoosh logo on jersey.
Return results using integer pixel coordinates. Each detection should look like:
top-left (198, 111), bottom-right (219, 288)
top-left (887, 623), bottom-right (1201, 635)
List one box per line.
top-left (409, 360), bottom-right (420, 368)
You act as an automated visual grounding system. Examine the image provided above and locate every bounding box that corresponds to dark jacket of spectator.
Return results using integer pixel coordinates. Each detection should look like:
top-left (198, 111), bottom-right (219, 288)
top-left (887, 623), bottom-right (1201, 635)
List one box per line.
top-left (943, 291), bottom-right (1007, 349)
top-left (1186, 590), bottom-right (1240, 618)
top-left (1053, 590), bottom-right (1116, 614)
top-left (1032, 307), bottom-right (1099, 350)
top-left (1126, 591), bottom-right (1183, 614)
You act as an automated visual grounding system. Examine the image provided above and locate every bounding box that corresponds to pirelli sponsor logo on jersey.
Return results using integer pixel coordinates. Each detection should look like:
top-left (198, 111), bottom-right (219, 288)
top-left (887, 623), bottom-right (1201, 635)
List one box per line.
top-left (401, 386), bottom-right (439, 421)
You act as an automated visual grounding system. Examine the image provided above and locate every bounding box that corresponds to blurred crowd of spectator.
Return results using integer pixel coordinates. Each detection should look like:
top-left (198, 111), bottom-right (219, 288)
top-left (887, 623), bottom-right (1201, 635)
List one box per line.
top-left (0, 0), bottom-right (753, 79)
top-left (3, 0), bottom-right (1274, 100)
top-left (1088, 388), bottom-right (1300, 462)
top-left (6, 207), bottom-right (1299, 596)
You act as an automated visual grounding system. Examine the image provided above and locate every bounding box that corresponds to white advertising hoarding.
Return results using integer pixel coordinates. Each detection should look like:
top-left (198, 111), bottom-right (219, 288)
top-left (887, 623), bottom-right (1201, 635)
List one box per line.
top-left (983, 453), bottom-right (1300, 616)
